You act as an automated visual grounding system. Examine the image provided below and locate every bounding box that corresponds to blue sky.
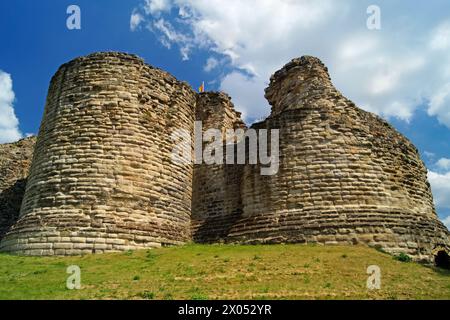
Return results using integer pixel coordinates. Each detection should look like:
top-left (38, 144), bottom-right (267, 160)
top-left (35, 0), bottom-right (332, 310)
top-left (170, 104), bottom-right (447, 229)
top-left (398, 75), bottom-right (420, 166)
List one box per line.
top-left (0, 0), bottom-right (449, 226)
top-left (0, 0), bottom-right (212, 136)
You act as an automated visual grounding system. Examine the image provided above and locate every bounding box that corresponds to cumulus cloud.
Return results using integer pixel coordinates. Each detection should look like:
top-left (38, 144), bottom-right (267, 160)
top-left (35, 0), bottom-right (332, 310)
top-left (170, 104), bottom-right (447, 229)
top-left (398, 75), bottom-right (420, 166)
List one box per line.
top-left (428, 82), bottom-right (450, 127)
top-left (436, 158), bottom-right (450, 171)
top-left (0, 70), bottom-right (22, 143)
top-left (144, 0), bottom-right (172, 15)
top-left (442, 216), bottom-right (450, 230)
top-left (428, 169), bottom-right (450, 229)
top-left (428, 154), bottom-right (450, 220)
top-left (430, 21), bottom-right (450, 50)
top-left (130, 11), bottom-right (144, 31)
top-left (132, 0), bottom-right (450, 125)
top-left (427, 156), bottom-right (450, 228)
top-left (424, 151), bottom-right (436, 160)
top-left (204, 57), bottom-right (219, 72)
top-left (428, 170), bottom-right (450, 209)
top-left (220, 71), bottom-right (269, 122)
top-left (149, 18), bottom-right (198, 60)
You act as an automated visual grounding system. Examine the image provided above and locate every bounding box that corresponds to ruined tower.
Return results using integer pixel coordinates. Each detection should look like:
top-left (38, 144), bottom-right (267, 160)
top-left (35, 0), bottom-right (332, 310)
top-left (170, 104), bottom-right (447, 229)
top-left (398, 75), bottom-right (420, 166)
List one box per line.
top-left (0, 52), bottom-right (196, 255)
top-left (225, 56), bottom-right (450, 261)
top-left (191, 92), bottom-right (246, 242)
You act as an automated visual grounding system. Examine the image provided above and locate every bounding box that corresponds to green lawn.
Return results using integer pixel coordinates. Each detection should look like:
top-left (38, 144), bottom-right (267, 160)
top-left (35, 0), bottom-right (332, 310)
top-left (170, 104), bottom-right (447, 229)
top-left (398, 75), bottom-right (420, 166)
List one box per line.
top-left (0, 244), bottom-right (449, 300)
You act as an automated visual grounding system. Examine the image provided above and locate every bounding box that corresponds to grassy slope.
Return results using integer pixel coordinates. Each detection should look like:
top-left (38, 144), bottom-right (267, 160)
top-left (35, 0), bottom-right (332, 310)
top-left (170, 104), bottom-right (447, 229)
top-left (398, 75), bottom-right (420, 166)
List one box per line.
top-left (0, 244), bottom-right (449, 300)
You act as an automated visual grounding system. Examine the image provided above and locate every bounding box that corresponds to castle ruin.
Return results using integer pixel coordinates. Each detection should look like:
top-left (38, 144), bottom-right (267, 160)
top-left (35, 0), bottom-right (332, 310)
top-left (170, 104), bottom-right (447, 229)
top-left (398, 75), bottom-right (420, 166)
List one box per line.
top-left (0, 52), bottom-right (448, 263)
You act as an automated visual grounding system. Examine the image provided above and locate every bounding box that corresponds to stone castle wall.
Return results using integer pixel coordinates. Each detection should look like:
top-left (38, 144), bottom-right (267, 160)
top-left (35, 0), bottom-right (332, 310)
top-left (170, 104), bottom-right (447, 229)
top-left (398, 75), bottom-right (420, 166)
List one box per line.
top-left (0, 52), bottom-right (197, 255)
top-left (225, 57), bottom-right (449, 261)
top-left (0, 137), bottom-right (36, 240)
top-left (191, 92), bottom-right (246, 242)
top-left (0, 52), bottom-right (448, 261)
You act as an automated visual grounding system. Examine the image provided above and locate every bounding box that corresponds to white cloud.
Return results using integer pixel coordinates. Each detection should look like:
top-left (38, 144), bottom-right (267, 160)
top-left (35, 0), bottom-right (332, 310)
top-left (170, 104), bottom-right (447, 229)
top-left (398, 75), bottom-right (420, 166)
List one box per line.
top-left (144, 0), bottom-right (172, 15)
top-left (428, 159), bottom-right (450, 226)
top-left (442, 216), bottom-right (450, 230)
top-left (220, 71), bottom-right (269, 122)
top-left (0, 70), bottom-right (22, 143)
top-left (204, 57), bottom-right (219, 72)
top-left (130, 11), bottom-right (144, 31)
top-left (151, 18), bottom-right (193, 60)
top-left (428, 170), bottom-right (450, 209)
top-left (132, 1), bottom-right (450, 126)
top-left (430, 21), bottom-right (450, 50)
top-left (424, 151), bottom-right (436, 161)
top-left (428, 83), bottom-right (450, 127)
top-left (436, 158), bottom-right (450, 171)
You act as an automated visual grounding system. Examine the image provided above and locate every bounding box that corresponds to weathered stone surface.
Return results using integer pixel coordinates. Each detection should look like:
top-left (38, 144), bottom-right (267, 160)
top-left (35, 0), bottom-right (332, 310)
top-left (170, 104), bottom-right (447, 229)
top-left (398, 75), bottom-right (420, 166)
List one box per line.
top-left (0, 52), bottom-right (196, 255)
top-left (223, 56), bottom-right (450, 262)
top-left (0, 52), bottom-right (448, 262)
top-left (192, 92), bottom-right (246, 242)
top-left (0, 137), bottom-right (36, 240)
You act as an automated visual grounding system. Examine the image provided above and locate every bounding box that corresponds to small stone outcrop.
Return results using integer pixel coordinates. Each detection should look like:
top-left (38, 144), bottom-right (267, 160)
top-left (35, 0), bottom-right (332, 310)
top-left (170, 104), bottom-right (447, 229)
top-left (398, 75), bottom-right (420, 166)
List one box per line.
top-left (0, 136), bottom-right (36, 239)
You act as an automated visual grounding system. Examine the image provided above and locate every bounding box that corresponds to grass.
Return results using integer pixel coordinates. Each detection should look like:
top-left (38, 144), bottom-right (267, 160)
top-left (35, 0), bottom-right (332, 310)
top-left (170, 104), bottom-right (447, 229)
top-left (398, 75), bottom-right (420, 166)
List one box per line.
top-left (393, 252), bottom-right (413, 263)
top-left (0, 244), bottom-right (449, 300)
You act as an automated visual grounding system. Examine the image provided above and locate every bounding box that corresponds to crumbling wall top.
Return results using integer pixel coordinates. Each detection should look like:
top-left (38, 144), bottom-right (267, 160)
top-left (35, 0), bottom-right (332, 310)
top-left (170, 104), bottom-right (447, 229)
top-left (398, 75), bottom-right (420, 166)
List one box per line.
top-left (53, 51), bottom-right (194, 94)
top-left (196, 91), bottom-right (246, 136)
top-left (264, 56), bottom-right (333, 113)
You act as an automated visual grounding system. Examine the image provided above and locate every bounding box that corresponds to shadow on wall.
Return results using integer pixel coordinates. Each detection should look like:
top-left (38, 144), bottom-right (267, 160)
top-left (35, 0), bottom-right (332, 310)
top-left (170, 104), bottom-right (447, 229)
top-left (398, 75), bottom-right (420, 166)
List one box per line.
top-left (192, 162), bottom-right (244, 243)
top-left (0, 179), bottom-right (27, 240)
top-left (192, 209), bottom-right (242, 243)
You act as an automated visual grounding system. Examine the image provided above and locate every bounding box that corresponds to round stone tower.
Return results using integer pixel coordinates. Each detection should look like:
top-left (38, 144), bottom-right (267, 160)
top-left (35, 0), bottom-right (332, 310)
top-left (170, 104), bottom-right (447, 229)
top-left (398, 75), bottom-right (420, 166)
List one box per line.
top-left (227, 56), bottom-right (450, 262)
top-left (0, 52), bottom-right (196, 255)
